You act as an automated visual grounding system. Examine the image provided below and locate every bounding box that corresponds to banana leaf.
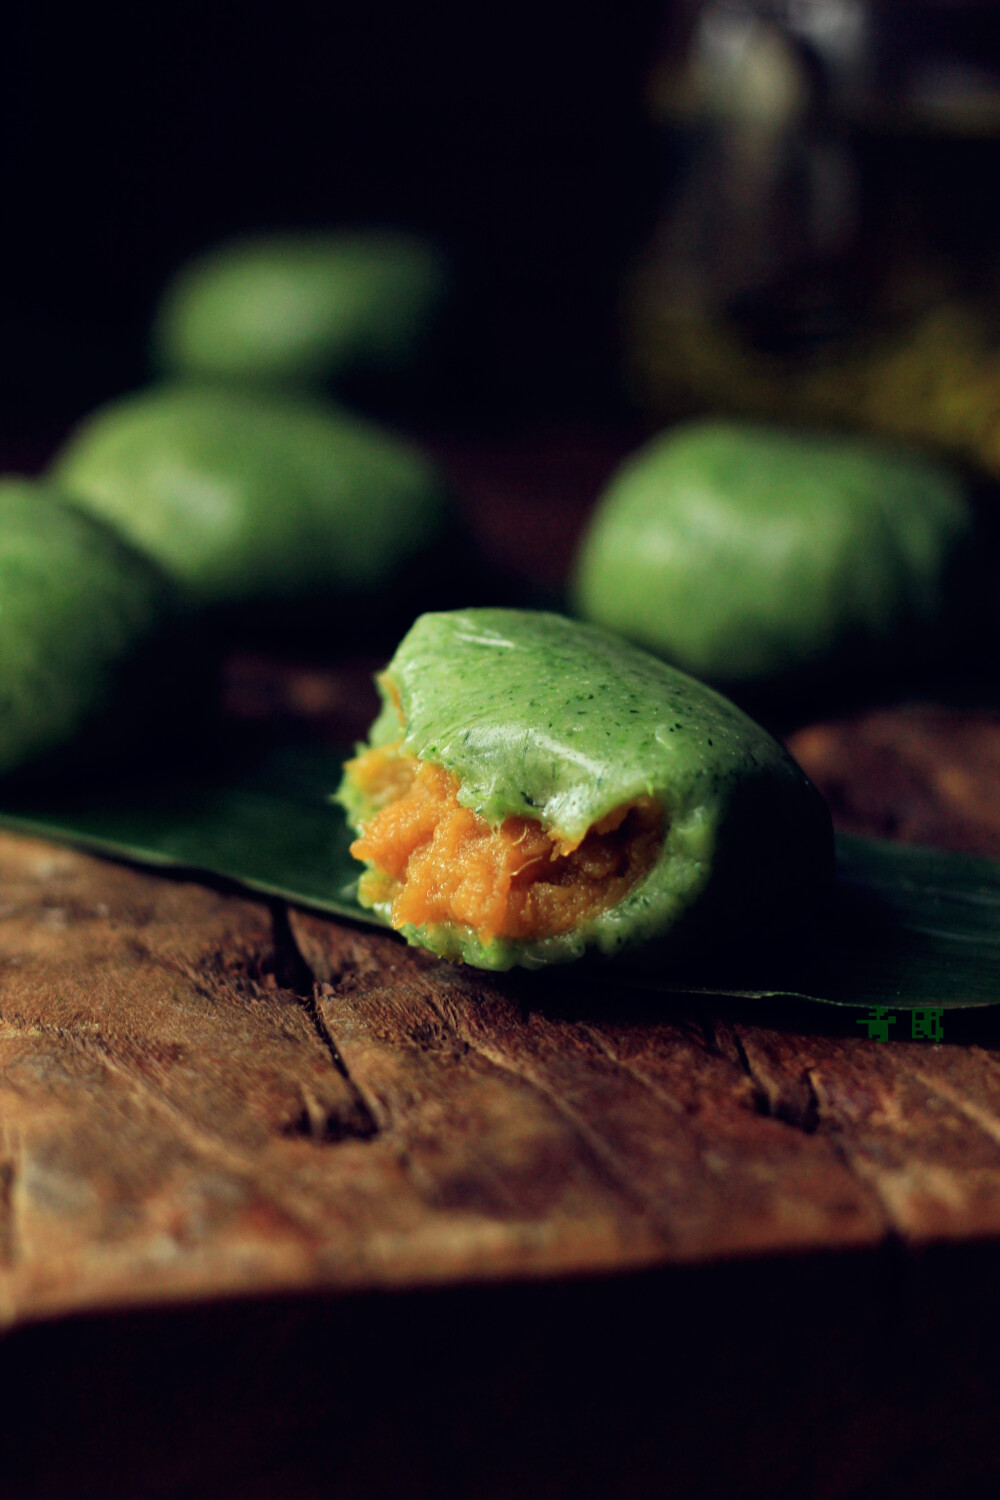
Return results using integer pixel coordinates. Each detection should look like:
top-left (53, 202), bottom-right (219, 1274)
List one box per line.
top-left (0, 734), bottom-right (373, 921)
top-left (647, 834), bottom-right (1000, 1011)
top-left (0, 731), bottom-right (994, 1010)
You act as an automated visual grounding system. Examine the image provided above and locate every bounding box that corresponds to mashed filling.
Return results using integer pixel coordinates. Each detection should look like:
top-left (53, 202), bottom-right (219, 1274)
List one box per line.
top-left (346, 744), bottom-right (663, 945)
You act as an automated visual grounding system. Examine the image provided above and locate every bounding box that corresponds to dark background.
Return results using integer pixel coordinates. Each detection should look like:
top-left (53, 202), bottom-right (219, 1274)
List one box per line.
top-left (1, 2), bottom-right (668, 424)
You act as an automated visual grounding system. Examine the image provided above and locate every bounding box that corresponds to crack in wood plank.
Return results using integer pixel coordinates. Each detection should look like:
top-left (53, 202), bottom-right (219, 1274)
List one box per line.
top-left (292, 921), bottom-right (670, 1263)
top-left (273, 907), bottom-right (379, 1141)
top-left (294, 987), bottom-right (380, 1140)
top-left (280, 1079), bottom-right (376, 1144)
top-left (698, 1023), bottom-right (903, 1239)
top-left (712, 1019), bottom-right (822, 1133)
top-left (789, 1048), bottom-right (1000, 1240)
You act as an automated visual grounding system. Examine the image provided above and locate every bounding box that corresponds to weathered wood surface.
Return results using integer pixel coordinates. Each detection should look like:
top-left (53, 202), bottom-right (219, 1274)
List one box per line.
top-left (0, 697), bottom-right (998, 1336)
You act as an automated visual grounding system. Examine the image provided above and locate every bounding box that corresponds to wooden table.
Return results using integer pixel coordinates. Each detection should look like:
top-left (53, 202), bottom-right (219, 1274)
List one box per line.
top-left (2, 432), bottom-right (1000, 1499)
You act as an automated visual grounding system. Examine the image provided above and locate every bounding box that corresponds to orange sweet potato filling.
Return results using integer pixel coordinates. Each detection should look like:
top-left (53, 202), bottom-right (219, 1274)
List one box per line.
top-left (347, 745), bottom-right (663, 945)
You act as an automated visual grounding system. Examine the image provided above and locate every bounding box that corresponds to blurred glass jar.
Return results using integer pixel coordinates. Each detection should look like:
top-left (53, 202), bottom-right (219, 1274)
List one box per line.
top-left (628, 1), bottom-right (1000, 475)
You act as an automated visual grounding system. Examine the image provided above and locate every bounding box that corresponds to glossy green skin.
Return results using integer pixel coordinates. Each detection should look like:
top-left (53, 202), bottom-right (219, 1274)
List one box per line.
top-left (572, 422), bottom-right (973, 687)
top-left (339, 609), bottom-right (832, 971)
top-left (52, 386), bottom-right (447, 608)
top-left (0, 478), bottom-right (174, 777)
top-left (152, 233), bottom-right (447, 388)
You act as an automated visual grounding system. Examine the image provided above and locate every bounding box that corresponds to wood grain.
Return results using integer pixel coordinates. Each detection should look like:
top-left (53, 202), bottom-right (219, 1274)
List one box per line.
top-left (2, 789), bottom-right (1000, 1332)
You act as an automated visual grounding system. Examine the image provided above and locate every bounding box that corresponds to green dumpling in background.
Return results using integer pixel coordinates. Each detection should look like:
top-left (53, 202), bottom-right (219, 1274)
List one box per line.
top-left (151, 232), bottom-right (448, 390)
top-left (51, 385), bottom-right (448, 610)
top-left (571, 421), bottom-right (974, 691)
top-left (0, 478), bottom-right (176, 777)
top-left (338, 608), bottom-right (832, 971)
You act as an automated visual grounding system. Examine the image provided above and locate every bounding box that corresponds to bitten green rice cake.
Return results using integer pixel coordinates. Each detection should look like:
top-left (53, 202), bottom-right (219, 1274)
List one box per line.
top-left (338, 609), bottom-right (832, 970)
